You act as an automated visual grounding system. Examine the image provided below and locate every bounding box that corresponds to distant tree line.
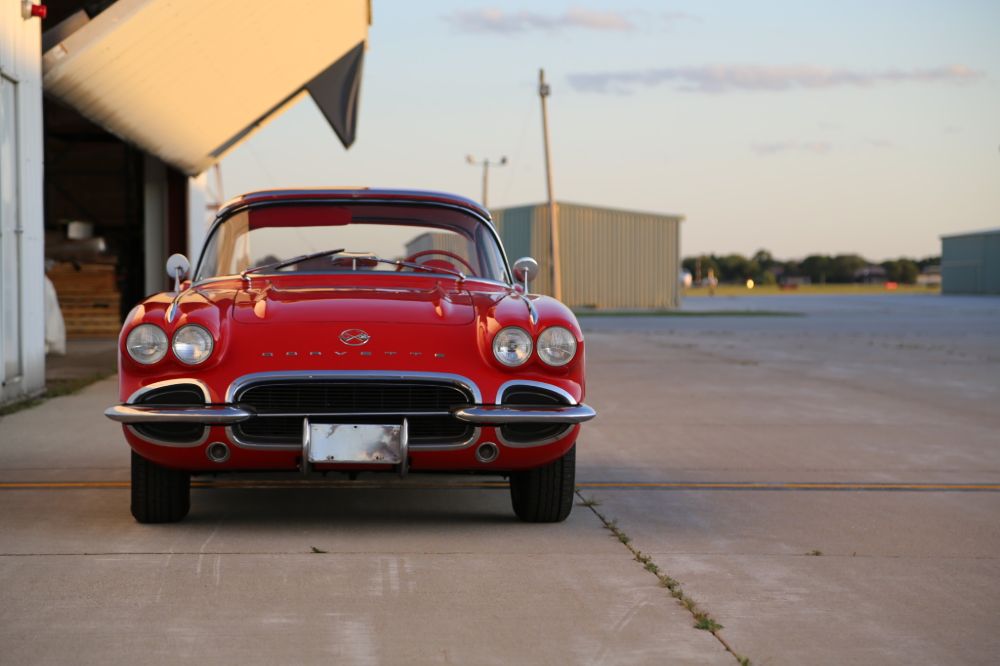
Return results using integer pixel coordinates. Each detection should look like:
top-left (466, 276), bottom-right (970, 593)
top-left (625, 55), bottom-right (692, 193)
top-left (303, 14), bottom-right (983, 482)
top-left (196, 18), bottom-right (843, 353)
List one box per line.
top-left (682, 250), bottom-right (940, 285)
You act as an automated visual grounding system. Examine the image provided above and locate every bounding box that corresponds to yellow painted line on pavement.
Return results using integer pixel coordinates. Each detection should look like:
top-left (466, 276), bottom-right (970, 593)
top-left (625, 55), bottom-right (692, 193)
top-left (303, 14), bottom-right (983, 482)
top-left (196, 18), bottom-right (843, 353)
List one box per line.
top-left (580, 482), bottom-right (1000, 491)
top-left (0, 481), bottom-right (131, 489)
top-left (0, 480), bottom-right (999, 491)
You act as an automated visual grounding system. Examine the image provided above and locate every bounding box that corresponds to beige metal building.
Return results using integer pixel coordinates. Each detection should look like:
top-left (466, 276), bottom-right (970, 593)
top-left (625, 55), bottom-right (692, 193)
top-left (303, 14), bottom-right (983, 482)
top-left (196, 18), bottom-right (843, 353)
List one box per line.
top-left (491, 202), bottom-right (683, 309)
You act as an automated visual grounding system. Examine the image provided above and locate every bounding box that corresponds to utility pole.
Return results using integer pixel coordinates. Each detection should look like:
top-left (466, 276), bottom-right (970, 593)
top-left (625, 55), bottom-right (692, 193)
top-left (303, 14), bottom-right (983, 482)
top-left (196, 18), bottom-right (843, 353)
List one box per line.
top-left (465, 155), bottom-right (507, 208)
top-left (538, 68), bottom-right (562, 300)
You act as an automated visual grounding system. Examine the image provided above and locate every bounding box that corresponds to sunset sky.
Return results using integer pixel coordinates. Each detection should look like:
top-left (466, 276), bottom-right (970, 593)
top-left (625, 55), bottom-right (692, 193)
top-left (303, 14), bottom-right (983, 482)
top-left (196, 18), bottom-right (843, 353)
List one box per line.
top-left (221, 1), bottom-right (1000, 261)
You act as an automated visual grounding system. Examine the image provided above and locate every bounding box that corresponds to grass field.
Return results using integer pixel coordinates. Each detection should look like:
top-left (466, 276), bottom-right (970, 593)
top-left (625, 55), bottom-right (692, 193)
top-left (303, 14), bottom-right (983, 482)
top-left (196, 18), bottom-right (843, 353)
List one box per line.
top-left (683, 283), bottom-right (940, 297)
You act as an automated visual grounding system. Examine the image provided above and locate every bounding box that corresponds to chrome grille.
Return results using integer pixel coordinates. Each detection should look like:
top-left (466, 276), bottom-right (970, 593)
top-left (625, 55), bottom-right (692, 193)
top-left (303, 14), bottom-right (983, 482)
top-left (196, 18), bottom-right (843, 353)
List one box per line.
top-left (233, 380), bottom-right (475, 446)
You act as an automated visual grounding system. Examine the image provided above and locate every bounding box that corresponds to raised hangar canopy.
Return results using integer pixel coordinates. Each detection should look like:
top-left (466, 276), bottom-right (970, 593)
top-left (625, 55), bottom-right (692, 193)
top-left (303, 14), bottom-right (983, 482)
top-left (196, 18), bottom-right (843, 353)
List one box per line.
top-left (41, 0), bottom-right (369, 175)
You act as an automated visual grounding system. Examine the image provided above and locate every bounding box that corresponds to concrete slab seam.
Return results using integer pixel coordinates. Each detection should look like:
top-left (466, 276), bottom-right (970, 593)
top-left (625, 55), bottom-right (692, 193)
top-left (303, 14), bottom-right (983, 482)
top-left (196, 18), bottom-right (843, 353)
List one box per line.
top-left (576, 489), bottom-right (752, 666)
top-left (3, 480), bottom-right (999, 491)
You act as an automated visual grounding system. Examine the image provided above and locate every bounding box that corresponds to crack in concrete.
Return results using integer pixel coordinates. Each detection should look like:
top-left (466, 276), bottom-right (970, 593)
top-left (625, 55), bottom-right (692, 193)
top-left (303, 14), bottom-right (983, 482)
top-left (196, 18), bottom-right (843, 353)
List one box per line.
top-left (577, 490), bottom-right (752, 666)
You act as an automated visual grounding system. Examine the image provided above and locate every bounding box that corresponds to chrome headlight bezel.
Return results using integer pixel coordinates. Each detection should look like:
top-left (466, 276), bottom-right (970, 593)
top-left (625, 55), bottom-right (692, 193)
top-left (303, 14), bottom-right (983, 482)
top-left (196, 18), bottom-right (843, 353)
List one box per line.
top-left (537, 326), bottom-right (578, 367)
top-left (492, 326), bottom-right (534, 367)
top-left (125, 324), bottom-right (169, 365)
top-left (172, 324), bottom-right (215, 365)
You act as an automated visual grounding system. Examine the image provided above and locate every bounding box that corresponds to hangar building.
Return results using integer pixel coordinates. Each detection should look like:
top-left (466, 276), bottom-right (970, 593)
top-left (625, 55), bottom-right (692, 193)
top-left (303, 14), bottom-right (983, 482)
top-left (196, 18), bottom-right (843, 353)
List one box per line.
top-left (491, 202), bottom-right (684, 310)
top-left (1, 0), bottom-right (371, 405)
top-left (941, 228), bottom-right (1000, 295)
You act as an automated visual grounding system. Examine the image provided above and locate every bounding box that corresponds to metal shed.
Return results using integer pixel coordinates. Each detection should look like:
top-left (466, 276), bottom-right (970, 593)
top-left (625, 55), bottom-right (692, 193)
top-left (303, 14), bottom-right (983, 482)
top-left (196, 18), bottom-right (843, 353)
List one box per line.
top-left (491, 202), bottom-right (683, 309)
top-left (941, 228), bottom-right (1000, 295)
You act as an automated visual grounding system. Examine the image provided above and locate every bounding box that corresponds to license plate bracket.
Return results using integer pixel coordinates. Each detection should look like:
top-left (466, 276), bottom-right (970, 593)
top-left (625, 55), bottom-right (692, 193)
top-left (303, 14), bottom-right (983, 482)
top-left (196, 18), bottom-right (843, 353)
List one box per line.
top-left (303, 419), bottom-right (408, 474)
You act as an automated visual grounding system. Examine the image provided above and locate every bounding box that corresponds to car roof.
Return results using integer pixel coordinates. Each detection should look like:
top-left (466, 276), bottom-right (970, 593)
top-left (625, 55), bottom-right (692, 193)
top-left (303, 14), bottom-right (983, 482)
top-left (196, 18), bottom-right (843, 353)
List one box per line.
top-left (217, 188), bottom-right (492, 223)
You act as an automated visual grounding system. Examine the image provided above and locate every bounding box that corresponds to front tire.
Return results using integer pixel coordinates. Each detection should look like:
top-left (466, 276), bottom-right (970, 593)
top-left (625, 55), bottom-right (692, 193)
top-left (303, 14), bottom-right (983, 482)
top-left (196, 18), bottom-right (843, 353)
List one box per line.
top-left (509, 445), bottom-right (575, 523)
top-left (131, 451), bottom-right (191, 523)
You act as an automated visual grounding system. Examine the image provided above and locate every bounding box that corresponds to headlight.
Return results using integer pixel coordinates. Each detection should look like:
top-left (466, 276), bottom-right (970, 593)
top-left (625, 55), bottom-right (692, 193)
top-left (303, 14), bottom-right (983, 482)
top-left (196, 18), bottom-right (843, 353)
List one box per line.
top-left (492, 326), bottom-right (533, 367)
top-left (125, 324), bottom-right (168, 365)
top-left (172, 325), bottom-right (214, 365)
top-left (537, 326), bottom-right (578, 366)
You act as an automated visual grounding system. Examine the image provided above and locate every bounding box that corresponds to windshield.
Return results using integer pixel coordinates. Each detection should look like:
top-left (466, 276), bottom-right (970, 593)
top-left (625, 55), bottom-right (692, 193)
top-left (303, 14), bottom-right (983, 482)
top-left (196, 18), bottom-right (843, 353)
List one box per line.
top-left (194, 202), bottom-right (509, 283)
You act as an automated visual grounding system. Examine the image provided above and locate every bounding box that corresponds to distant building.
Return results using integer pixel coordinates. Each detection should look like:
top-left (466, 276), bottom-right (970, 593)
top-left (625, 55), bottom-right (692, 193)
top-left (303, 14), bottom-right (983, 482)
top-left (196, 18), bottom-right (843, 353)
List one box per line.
top-left (491, 202), bottom-right (683, 310)
top-left (917, 265), bottom-right (941, 287)
top-left (854, 265), bottom-right (888, 284)
top-left (941, 228), bottom-right (1000, 295)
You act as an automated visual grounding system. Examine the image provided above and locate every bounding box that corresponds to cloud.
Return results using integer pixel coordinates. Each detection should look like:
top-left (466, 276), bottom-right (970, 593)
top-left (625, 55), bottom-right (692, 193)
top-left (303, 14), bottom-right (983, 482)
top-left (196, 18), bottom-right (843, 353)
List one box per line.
top-left (662, 11), bottom-right (699, 24)
top-left (446, 7), bottom-right (633, 33)
top-left (568, 64), bottom-right (985, 94)
top-left (752, 141), bottom-right (832, 156)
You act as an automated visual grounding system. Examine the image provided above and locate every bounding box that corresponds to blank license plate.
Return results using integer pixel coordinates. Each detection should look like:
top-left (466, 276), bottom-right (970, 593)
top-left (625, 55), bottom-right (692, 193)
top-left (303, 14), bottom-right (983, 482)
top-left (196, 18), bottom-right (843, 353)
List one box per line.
top-left (305, 421), bottom-right (405, 465)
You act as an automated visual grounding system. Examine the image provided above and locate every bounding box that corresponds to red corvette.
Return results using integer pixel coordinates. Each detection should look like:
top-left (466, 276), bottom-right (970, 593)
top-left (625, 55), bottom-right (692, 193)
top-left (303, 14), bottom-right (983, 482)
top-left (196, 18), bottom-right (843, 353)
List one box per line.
top-left (106, 189), bottom-right (595, 524)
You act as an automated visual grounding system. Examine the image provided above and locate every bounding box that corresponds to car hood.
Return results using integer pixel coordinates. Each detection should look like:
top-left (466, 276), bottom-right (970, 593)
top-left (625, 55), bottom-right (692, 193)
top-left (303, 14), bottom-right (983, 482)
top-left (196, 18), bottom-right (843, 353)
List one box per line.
top-left (231, 280), bottom-right (476, 326)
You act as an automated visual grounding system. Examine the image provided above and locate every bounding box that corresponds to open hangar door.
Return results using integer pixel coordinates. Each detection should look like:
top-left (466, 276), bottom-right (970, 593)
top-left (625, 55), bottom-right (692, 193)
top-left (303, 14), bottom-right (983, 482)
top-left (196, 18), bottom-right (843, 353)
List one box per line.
top-left (44, 96), bottom-right (188, 336)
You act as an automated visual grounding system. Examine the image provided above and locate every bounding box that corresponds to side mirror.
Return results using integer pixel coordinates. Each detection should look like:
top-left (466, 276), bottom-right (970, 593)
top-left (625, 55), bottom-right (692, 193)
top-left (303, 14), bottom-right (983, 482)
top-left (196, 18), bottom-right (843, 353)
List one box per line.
top-left (512, 257), bottom-right (539, 293)
top-left (166, 253), bottom-right (191, 292)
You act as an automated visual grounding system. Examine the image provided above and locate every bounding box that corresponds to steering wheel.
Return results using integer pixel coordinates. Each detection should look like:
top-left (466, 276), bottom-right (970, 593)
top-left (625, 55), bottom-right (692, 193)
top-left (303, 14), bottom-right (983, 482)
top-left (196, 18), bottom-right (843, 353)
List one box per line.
top-left (399, 249), bottom-right (476, 275)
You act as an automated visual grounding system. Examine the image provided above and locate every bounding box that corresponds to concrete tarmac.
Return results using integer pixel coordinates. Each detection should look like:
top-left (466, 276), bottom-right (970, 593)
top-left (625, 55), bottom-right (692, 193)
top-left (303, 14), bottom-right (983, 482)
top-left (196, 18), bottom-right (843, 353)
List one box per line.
top-left (1, 294), bottom-right (998, 664)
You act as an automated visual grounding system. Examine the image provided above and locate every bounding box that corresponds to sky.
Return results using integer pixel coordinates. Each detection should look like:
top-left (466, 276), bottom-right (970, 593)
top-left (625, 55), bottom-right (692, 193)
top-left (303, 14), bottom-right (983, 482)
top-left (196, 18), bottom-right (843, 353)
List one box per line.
top-left (220, 1), bottom-right (1000, 261)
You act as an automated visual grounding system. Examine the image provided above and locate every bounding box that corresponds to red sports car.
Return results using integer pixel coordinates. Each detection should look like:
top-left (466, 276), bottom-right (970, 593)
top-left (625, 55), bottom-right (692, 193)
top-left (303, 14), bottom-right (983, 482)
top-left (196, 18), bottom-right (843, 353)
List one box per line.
top-left (106, 189), bottom-right (595, 524)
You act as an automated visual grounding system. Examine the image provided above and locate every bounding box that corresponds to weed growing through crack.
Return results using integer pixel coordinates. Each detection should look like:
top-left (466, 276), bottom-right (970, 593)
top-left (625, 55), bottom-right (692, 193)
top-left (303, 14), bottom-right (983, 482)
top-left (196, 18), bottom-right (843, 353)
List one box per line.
top-left (806, 549), bottom-right (823, 556)
top-left (695, 616), bottom-right (724, 632)
top-left (574, 490), bottom-right (751, 665)
top-left (310, 546), bottom-right (328, 554)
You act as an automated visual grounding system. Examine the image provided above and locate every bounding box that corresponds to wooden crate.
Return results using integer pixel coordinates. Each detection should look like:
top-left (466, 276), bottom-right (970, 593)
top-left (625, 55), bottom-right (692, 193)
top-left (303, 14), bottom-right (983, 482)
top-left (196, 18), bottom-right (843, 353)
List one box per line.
top-left (47, 263), bottom-right (122, 339)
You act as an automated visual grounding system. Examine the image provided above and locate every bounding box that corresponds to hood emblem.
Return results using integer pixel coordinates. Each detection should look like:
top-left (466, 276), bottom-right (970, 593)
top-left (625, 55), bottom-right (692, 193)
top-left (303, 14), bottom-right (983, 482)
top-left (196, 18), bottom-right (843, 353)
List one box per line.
top-left (339, 329), bottom-right (370, 346)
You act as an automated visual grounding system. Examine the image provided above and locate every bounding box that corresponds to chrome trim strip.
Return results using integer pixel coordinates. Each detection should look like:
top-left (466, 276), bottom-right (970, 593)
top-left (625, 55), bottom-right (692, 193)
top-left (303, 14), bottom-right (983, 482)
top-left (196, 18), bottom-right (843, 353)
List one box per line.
top-left (106, 405), bottom-right (253, 424)
top-left (496, 380), bottom-right (577, 405)
top-left (520, 295), bottom-right (539, 326)
top-left (453, 404), bottom-right (596, 425)
top-left (225, 370), bottom-right (483, 451)
top-left (165, 289), bottom-right (187, 324)
top-left (225, 370), bottom-right (483, 404)
top-left (127, 378), bottom-right (212, 404)
top-left (192, 273), bottom-right (512, 291)
top-left (126, 425), bottom-right (209, 448)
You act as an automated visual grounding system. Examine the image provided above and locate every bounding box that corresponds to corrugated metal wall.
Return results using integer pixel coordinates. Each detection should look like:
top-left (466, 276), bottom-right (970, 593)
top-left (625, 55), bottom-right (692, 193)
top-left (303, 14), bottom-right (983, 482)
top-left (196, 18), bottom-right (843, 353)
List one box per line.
top-left (1, 4), bottom-right (46, 405)
top-left (404, 231), bottom-right (470, 258)
top-left (941, 229), bottom-right (1000, 295)
top-left (492, 203), bottom-right (682, 309)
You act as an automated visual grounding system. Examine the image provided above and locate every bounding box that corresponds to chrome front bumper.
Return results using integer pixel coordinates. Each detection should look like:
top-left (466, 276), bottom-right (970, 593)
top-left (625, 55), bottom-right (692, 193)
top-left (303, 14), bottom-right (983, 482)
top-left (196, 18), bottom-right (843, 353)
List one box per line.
top-left (452, 404), bottom-right (596, 424)
top-left (104, 404), bottom-right (253, 424)
top-left (106, 403), bottom-right (595, 426)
